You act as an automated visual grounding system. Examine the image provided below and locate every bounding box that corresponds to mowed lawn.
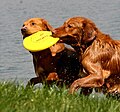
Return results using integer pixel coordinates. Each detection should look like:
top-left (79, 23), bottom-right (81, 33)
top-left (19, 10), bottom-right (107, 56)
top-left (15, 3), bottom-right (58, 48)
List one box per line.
top-left (0, 82), bottom-right (120, 112)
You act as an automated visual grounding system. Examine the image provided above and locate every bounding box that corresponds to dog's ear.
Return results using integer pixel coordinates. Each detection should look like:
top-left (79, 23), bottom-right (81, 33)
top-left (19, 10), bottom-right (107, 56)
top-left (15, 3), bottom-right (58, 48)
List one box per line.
top-left (41, 19), bottom-right (54, 31)
top-left (82, 20), bottom-right (97, 44)
top-left (49, 43), bottom-right (65, 56)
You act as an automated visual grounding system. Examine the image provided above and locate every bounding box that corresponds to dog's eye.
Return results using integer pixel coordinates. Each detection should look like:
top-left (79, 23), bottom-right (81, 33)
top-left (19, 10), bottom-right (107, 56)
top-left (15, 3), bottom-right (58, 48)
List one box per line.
top-left (31, 22), bottom-right (35, 25)
top-left (68, 24), bottom-right (73, 28)
top-left (22, 24), bottom-right (25, 27)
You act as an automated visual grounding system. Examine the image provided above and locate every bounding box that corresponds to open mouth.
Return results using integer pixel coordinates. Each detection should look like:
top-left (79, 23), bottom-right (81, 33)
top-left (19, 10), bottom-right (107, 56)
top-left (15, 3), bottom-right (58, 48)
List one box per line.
top-left (23, 34), bottom-right (31, 39)
top-left (57, 35), bottom-right (78, 45)
top-left (23, 31), bottom-right (38, 39)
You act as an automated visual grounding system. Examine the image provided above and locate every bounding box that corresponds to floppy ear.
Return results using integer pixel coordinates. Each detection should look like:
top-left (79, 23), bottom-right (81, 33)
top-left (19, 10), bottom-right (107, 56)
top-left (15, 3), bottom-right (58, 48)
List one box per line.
top-left (82, 21), bottom-right (97, 44)
top-left (41, 19), bottom-right (54, 31)
top-left (49, 43), bottom-right (65, 56)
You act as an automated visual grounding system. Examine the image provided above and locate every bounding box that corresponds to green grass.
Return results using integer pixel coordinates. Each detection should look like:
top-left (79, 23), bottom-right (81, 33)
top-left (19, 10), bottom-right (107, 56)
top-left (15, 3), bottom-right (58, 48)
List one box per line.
top-left (0, 82), bottom-right (120, 112)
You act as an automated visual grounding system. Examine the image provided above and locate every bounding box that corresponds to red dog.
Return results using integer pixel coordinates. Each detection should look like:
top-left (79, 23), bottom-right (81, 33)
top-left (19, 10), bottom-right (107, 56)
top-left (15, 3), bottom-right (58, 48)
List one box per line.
top-left (53, 16), bottom-right (120, 94)
top-left (21, 18), bottom-right (80, 87)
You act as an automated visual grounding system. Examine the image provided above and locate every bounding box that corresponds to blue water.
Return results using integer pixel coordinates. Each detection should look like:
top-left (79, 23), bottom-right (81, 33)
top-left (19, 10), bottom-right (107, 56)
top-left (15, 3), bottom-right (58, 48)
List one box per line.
top-left (0, 0), bottom-right (120, 83)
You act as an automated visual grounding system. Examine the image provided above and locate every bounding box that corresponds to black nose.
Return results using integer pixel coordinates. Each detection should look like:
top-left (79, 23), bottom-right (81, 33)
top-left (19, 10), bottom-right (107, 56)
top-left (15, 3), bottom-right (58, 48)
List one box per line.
top-left (21, 27), bottom-right (27, 33)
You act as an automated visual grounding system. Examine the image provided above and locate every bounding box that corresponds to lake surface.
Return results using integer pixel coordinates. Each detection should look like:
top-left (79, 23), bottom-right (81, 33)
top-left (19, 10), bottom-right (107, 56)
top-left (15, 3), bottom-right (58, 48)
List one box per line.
top-left (0, 0), bottom-right (120, 83)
